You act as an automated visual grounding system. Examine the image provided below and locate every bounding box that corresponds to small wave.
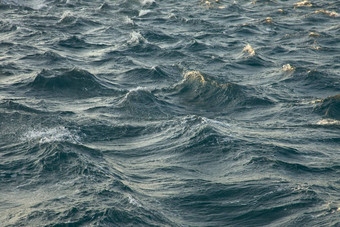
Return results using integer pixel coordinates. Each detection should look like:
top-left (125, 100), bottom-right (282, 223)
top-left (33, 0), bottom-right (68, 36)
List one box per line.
top-left (234, 23), bottom-right (261, 36)
top-left (21, 126), bottom-right (80, 144)
top-left (127, 194), bottom-right (142, 207)
top-left (314, 94), bottom-right (340, 120)
top-left (117, 87), bottom-right (173, 119)
top-left (98, 2), bottom-right (111, 10)
top-left (123, 16), bottom-right (134, 25)
top-left (164, 71), bottom-right (273, 113)
top-left (128, 31), bottom-right (148, 45)
top-left (0, 20), bottom-right (17, 33)
top-left (282, 69), bottom-right (339, 91)
top-left (28, 68), bottom-right (117, 97)
top-left (0, 100), bottom-right (45, 114)
top-left (247, 156), bottom-right (335, 175)
top-left (0, 62), bottom-right (18, 76)
top-left (119, 65), bottom-right (173, 85)
top-left (142, 29), bottom-right (177, 43)
top-left (20, 51), bottom-right (67, 65)
top-left (0, 0), bottom-right (47, 10)
top-left (170, 71), bottom-right (243, 109)
top-left (123, 31), bottom-right (161, 54)
top-left (58, 36), bottom-right (90, 49)
top-left (56, 11), bottom-right (101, 29)
top-left (57, 11), bottom-right (77, 25)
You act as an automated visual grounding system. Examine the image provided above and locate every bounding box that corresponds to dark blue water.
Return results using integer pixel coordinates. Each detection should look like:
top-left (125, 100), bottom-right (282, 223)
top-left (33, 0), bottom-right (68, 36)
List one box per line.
top-left (1, 0), bottom-right (340, 226)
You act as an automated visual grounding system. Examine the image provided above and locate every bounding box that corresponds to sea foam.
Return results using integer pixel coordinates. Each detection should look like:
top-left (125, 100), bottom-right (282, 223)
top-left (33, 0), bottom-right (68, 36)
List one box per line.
top-left (22, 126), bottom-right (80, 144)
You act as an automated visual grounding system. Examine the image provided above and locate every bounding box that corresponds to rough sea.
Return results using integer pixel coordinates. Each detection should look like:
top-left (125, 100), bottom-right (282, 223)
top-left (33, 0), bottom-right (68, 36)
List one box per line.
top-left (0, 0), bottom-right (340, 226)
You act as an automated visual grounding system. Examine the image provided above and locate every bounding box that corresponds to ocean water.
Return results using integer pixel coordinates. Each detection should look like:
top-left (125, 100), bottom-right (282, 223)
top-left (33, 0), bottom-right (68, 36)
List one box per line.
top-left (0, 0), bottom-right (339, 226)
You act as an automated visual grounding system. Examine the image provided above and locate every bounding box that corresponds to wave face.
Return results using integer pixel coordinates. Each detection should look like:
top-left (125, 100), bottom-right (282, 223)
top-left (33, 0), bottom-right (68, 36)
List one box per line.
top-left (1, 0), bottom-right (340, 226)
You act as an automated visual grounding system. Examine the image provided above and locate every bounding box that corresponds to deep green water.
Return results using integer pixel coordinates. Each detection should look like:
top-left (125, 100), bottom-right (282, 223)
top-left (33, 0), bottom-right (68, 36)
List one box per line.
top-left (0, 0), bottom-right (340, 226)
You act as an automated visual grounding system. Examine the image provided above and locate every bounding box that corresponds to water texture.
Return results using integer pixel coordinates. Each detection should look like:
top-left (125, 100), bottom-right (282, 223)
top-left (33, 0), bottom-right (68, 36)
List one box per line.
top-left (0, 0), bottom-right (339, 226)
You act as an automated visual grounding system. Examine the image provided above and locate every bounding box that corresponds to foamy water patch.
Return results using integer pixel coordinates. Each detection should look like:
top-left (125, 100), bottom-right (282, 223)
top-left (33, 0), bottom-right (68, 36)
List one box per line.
top-left (128, 31), bottom-right (147, 45)
top-left (123, 16), bottom-right (134, 25)
top-left (22, 126), bottom-right (81, 144)
top-left (282, 64), bottom-right (295, 72)
top-left (314, 9), bottom-right (339, 17)
top-left (294, 0), bottom-right (312, 8)
top-left (139, 9), bottom-right (151, 17)
top-left (139, 0), bottom-right (154, 6)
top-left (316, 119), bottom-right (340, 126)
top-left (127, 194), bottom-right (142, 207)
top-left (242, 44), bottom-right (256, 57)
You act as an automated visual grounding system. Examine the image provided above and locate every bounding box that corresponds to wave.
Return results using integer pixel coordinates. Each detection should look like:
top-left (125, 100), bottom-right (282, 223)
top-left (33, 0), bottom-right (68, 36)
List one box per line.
top-left (117, 65), bottom-right (180, 87)
top-left (161, 178), bottom-right (318, 226)
top-left (21, 126), bottom-right (80, 144)
top-left (57, 36), bottom-right (105, 49)
top-left (140, 29), bottom-right (176, 43)
top-left (169, 71), bottom-right (243, 108)
top-left (0, 62), bottom-right (18, 76)
top-left (162, 71), bottom-right (273, 113)
top-left (27, 68), bottom-right (119, 97)
top-left (314, 94), bottom-right (340, 120)
top-left (121, 66), bottom-right (169, 80)
top-left (124, 31), bottom-right (161, 54)
top-left (116, 87), bottom-right (175, 119)
top-left (247, 156), bottom-right (338, 175)
top-left (0, 100), bottom-right (45, 114)
top-left (0, 0), bottom-right (46, 10)
top-left (0, 20), bottom-right (17, 33)
top-left (281, 68), bottom-right (340, 92)
top-left (20, 50), bottom-right (69, 67)
top-left (56, 12), bottom-right (101, 29)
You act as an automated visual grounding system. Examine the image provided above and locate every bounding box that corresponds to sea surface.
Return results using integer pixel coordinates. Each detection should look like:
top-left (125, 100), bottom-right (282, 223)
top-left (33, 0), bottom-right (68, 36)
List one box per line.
top-left (0, 0), bottom-right (340, 226)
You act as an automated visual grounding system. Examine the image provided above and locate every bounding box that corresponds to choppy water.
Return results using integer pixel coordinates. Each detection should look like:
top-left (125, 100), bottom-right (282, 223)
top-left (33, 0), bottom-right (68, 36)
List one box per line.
top-left (1, 0), bottom-right (340, 226)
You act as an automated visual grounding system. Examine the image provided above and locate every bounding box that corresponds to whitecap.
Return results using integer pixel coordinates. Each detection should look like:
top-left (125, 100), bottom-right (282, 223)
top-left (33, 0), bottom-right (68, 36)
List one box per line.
top-left (314, 9), bottom-right (339, 17)
top-left (29, 0), bottom-right (47, 10)
top-left (139, 0), bottom-right (154, 6)
top-left (139, 9), bottom-right (151, 17)
top-left (127, 194), bottom-right (142, 207)
top-left (123, 16), bottom-right (134, 25)
top-left (242, 44), bottom-right (255, 56)
top-left (294, 0), bottom-right (312, 8)
top-left (128, 31), bottom-right (147, 45)
top-left (316, 119), bottom-right (340, 125)
top-left (58, 11), bottom-right (74, 24)
top-left (282, 64), bottom-right (295, 72)
top-left (21, 126), bottom-right (81, 144)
